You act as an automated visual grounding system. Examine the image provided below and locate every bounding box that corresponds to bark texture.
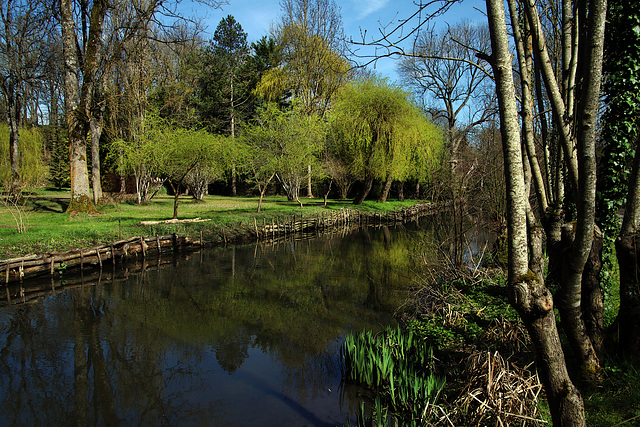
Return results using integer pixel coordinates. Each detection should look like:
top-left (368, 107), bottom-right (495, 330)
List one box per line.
top-left (486, 0), bottom-right (586, 423)
top-left (61, 0), bottom-right (108, 211)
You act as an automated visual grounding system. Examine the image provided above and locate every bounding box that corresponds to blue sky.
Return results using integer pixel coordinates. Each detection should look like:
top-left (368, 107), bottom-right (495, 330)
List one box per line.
top-left (183, 0), bottom-right (487, 82)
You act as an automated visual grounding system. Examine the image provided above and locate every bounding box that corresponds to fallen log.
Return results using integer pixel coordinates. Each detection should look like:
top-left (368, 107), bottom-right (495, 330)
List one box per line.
top-left (139, 217), bottom-right (211, 226)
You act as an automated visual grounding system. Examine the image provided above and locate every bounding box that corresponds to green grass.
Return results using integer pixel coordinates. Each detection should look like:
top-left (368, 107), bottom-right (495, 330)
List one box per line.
top-left (0, 189), bottom-right (422, 259)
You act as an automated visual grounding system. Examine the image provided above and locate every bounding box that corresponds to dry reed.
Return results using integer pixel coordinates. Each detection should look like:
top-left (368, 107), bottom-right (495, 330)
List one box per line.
top-left (455, 351), bottom-right (546, 426)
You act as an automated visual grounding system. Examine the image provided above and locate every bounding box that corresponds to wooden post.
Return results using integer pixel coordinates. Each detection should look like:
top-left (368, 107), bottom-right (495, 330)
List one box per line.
top-left (111, 244), bottom-right (116, 265)
top-left (97, 250), bottom-right (102, 269)
top-left (5, 264), bottom-right (9, 284)
top-left (254, 218), bottom-right (259, 239)
top-left (156, 235), bottom-right (161, 253)
top-left (80, 251), bottom-right (84, 271)
top-left (200, 230), bottom-right (203, 247)
top-left (50, 258), bottom-right (54, 276)
top-left (140, 237), bottom-right (146, 258)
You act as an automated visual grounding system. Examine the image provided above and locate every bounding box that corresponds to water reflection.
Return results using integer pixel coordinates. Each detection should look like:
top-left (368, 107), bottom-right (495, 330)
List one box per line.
top-left (0, 224), bottom-right (429, 426)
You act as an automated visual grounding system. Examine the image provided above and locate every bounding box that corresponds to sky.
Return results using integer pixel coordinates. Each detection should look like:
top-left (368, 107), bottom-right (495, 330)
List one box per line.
top-left (180, 0), bottom-right (487, 82)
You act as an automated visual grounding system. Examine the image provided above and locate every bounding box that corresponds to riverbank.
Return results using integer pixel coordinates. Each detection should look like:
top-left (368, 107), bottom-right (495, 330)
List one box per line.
top-left (1, 190), bottom-right (431, 258)
top-left (1, 190), bottom-right (439, 283)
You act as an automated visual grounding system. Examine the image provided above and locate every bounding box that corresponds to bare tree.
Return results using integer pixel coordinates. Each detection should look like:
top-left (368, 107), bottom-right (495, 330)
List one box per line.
top-left (59, 0), bottom-right (221, 211)
top-left (0, 0), bottom-right (54, 194)
top-left (399, 22), bottom-right (494, 174)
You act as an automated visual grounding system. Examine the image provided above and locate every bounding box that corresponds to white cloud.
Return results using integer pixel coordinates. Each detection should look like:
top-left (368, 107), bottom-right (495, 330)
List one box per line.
top-left (352, 0), bottom-right (390, 20)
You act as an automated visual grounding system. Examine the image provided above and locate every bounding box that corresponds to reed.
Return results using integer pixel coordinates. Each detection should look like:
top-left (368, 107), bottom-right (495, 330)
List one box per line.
top-left (341, 325), bottom-right (446, 424)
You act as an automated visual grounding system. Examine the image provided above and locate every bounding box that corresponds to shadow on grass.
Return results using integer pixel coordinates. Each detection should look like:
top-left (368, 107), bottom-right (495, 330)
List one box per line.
top-left (29, 196), bottom-right (69, 213)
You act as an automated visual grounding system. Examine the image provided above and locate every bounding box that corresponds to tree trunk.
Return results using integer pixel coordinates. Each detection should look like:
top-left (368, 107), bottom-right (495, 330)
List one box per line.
top-left (60, 0), bottom-right (107, 212)
top-left (231, 165), bottom-right (237, 197)
top-left (616, 142), bottom-right (640, 360)
top-left (378, 178), bottom-right (393, 203)
top-left (306, 164), bottom-right (314, 198)
top-left (90, 113), bottom-right (104, 204)
top-left (169, 181), bottom-right (180, 220)
top-left (353, 175), bottom-right (374, 205)
top-left (511, 277), bottom-right (586, 427)
top-left (616, 234), bottom-right (640, 360)
top-left (486, 0), bottom-right (586, 424)
top-left (582, 226), bottom-right (605, 356)
top-left (6, 91), bottom-right (21, 194)
top-left (397, 181), bottom-right (404, 202)
top-left (323, 180), bottom-right (333, 207)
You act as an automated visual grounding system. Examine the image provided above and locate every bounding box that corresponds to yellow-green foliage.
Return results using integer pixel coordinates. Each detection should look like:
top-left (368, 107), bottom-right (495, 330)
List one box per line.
top-left (0, 123), bottom-right (47, 188)
top-left (254, 23), bottom-right (350, 114)
top-left (329, 76), bottom-right (444, 182)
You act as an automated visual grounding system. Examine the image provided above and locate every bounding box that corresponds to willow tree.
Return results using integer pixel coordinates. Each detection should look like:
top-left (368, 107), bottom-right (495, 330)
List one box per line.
top-left (330, 77), bottom-right (443, 204)
top-left (258, 0), bottom-right (348, 117)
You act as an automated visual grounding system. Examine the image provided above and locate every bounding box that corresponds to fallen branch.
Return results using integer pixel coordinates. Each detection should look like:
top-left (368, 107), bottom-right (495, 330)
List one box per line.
top-left (139, 217), bottom-right (212, 226)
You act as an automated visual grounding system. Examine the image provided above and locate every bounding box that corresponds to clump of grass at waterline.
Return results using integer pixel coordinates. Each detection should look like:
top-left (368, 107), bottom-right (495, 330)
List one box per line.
top-left (341, 325), bottom-right (446, 426)
top-left (0, 190), bottom-right (421, 258)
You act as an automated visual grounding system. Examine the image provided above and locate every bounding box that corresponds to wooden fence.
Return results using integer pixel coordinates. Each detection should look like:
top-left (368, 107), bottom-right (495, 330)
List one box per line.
top-left (1, 202), bottom-right (439, 285)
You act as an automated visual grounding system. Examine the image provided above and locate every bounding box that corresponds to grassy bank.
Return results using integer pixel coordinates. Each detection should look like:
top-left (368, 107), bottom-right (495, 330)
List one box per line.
top-left (344, 271), bottom-right (639, 426)
top-left (0, 189), bottom-right (420, 259)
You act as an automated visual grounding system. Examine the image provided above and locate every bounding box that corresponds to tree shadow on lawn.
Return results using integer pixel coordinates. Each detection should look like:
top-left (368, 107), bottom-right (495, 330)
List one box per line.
top-left (29, 196), bottom-right (69, 213)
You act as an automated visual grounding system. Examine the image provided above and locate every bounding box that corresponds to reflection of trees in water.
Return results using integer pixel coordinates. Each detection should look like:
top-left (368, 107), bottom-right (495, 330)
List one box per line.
top-left (0, 284), bottom-right (227, 425)
top-left (0, 225), bottom-right (432, 424)
top-left (215, 331), bottom-right (251, 373)
top-left (418, 209), bottom-right (496, 270)
top-left (281, 341), bottom-right (343, 402)
top-left (0, 304), bottom-right (74, 424)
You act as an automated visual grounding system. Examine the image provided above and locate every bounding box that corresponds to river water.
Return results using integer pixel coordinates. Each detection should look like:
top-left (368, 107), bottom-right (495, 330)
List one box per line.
top-left (0, 221), bottom-right (471, 426)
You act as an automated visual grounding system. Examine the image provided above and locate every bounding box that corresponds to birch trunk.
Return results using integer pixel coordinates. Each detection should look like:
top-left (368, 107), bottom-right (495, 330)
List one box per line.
top-left (486, 0), bottom-right (586, 424)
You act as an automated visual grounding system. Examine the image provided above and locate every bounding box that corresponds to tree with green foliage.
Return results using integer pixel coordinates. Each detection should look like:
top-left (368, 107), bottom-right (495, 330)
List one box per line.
top-left (239, 103), bottom-right (326, 211)
top-left (330, 77), bottom-right (443, 204)
top-left (190, 15), bottom-right (251, 134)
top-left (599, 0), bottom-right (640, 360)
top-left (184, 134), bottom-right (231, 201)
top-left (112, 115), bottom-right (227, 218)
top-left (257, 0), bottom-right (349, 117)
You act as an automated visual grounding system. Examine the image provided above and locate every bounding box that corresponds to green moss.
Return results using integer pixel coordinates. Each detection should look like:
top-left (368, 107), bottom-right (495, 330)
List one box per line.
top-left (67, 194), bottom-right (98, 214)
top-left (515, 270), bottom-right (542, 286)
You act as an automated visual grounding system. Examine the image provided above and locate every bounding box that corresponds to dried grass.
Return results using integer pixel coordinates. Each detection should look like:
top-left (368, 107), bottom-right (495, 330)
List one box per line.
top-left (455, 351), bottom-right (547, 426)
top-left (480, 317), bottom-right (531, 354)
top-left (400, 277), bottom-right (468, 325)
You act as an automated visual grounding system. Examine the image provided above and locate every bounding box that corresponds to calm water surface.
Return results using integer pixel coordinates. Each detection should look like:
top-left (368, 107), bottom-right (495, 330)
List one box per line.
top-left (0, 224), bottom-right (435, 426)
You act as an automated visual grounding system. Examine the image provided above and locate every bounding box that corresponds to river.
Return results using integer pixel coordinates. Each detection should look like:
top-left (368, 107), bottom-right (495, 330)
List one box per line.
top-left (0, 220), bottom-right (469, 426)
